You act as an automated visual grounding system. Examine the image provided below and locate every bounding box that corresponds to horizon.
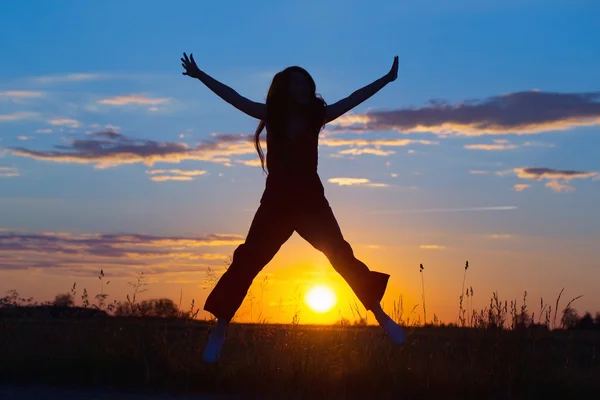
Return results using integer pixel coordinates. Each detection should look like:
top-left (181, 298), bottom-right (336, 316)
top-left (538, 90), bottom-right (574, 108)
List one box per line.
top-left (1, 0), bottom-right (599, 325)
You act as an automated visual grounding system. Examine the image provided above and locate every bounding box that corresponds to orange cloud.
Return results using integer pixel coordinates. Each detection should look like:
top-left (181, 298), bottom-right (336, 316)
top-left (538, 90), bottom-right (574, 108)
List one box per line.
top-left (420, 245), bottom-right (447, 250)
top-left (545, 180), bottom-right (574, 193)
top-left (147, 169), bottom-right (207, 177)
top-left (150, 175), bottom-right (193, 182)
top-left (98, 95), bottom-right (170, 106)
top-left (327, 177), bottom-right (389, 187)
top-left (339, 148), bottom-right (396, 156)
top-left (513, 183), bottom-right (530, 192)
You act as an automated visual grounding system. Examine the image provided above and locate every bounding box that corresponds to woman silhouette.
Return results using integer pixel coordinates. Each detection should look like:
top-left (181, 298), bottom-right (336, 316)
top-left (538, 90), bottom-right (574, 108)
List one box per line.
top-left (181, 52), bottom-right (405, 362)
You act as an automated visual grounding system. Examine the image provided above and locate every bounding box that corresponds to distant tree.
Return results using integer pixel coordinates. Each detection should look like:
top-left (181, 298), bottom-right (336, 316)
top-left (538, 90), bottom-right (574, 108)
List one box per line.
top-left (53, 293), bottom-right (74, 307)
top-left (595, 313), bottom-right (600, 327)
top-left (577, 312), bottom-right (595, 330)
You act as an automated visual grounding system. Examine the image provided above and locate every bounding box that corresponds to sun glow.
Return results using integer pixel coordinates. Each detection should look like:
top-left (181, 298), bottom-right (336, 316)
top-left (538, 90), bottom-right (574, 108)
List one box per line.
top-left (305, 284), bottom-right (337, 313)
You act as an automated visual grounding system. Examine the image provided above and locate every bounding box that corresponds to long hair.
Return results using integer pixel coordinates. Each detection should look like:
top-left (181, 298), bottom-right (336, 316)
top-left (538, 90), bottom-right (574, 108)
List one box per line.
top-left (254, 66), bottom-right (326, 174)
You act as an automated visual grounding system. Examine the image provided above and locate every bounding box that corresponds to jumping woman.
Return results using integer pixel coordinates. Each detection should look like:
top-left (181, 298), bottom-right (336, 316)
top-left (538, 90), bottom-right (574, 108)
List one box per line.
top-left (181, 52), bottom-right (405, 363)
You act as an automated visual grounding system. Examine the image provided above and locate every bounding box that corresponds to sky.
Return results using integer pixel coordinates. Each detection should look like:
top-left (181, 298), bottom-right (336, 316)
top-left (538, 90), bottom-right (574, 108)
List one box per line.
top-left (1, 0), bottom-right (599, 325)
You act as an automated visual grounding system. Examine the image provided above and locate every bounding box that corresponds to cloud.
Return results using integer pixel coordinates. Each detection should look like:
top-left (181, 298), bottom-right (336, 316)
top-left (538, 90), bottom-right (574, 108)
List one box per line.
top-left (36, 129), bottom-right (53, 134)
top-left (147, 169), bottom-right (207, 182)
top-left (486, 234), bottom-right (513, 239)
top-left (545, 180), bottom-right (574, 193)
top-left (0, 91), bottom-right (44, 98)
top-left (35, 73), bottom-right (107, 84)
top-left (0, 167), bottom-right (19, 178)
top-left (339, 148), bottom-right (396, 156)
top-left (98, 95), bottom-right (170, 106)
top-left (513, 167), bottom-right (598, 182)
top-left (50, 118), bottom-right (81, 128)
top-left (147, 169), bottom-right (207, 177)
top-left (0, 230), bottom-right (242, 275)
top-left (236, 159), bottom-right (263, 167)
top-left (0, 112), bottom-right (38, 122)
top-left (320, 137), bottom-right (438, 157)
top-left (464, 139), bottom-right (520, 151)
top-left (328, 177), bottom-right (389, 187)
top-left (8, 130), bottom-right (258, 169)
top-left (16, 136), bottom-right (30, 141)
top-left (513, 183), bottom-right (531, 192)
top-left (150, 175), bottom-right (193, 182)
top-left (420, 245), bottom-right (447, 250)
top-left (510, 167), bottom-right (598, 192)
top-left (328, 90), bottom-right (600, 136)
top-left (368, 206), bottom-right (517, 214)
top-left (469, 170), bottom-right (491, 175)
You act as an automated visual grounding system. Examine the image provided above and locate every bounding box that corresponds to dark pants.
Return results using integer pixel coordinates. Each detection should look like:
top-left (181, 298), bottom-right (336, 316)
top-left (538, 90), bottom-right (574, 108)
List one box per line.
top-left (204, 176), bottom-right (390, 322)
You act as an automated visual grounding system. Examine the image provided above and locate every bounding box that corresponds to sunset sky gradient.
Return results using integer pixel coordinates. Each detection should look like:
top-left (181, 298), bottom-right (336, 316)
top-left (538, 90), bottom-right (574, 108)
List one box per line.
top-left (1, 0), bottom-right (599, 324)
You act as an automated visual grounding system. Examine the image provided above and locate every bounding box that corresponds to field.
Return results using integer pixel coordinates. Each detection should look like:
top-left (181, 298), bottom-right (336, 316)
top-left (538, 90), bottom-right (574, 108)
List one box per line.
top-left (1, 313), bottom-right (599, 399)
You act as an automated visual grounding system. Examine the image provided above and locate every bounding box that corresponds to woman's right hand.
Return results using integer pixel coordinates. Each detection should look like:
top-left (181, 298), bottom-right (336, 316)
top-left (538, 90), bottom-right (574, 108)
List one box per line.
top-left (181, 52), bottom-right (201, 79)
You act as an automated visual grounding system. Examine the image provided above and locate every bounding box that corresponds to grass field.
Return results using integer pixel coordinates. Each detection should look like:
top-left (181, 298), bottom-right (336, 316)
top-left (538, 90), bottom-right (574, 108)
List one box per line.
top-left (1, 314), bottom-right (599, 399)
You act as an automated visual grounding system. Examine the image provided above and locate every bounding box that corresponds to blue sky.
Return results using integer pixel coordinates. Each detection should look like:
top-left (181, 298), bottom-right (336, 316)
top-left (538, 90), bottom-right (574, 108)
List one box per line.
top-left (1, 0), bottom-right (599, 323)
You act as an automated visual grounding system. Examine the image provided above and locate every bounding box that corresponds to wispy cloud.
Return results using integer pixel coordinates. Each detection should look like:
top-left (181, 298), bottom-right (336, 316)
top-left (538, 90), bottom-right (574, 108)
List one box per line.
top-left (98, 95), bottom-right (170, 106)
top-left (0, 112), bottom-right (38, 122)
top-left (36, 129), bottom-right (53, 134)
top-left (35, 73), bottom-right (107, 84)
top-left (0, 167), bottom-right (19, 178)
top-left (420, 245), bottom-right (447, 250)
top-left (486, 234), bottom-right (513, 239)
top-left (49, 118), bottom-right (81, 128)
top-left (320, 137), bottom-right (438, 157)
top-left (469, 170), bottom-right (491, 175)
top-left (328, 177), bottom-right (389, 187)
top-left (16, 136), bottom-right (30, 141)
top-left (513, 183), bottom-right (531, 192)
top-left (329, 90), bottom-right (600, 136)
top-left (149, 175), bottom-right (193, 182)
top-left (0, 230), bottom-right (242, 276)
top-left (8, 131), bottom-right (257, 169)
top-left (147, 169), bottom-right (207, 182)
top-left (464, 139), bottom-right (519, 151)
top-left (368, 206), bottom-right (517, 214)
top-left (339, 148), bottom-right (396, 156)
top-left (0, 91), bottom-right (44, 98)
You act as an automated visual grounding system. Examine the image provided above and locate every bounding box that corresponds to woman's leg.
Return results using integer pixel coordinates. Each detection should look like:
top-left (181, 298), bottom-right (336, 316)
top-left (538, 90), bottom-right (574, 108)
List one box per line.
top-left (204, 202), bottom-right (294, 322)
top-left (202, 201), bottom-right (294, 361)
top-left (295, 196), bottom-right (405, 343)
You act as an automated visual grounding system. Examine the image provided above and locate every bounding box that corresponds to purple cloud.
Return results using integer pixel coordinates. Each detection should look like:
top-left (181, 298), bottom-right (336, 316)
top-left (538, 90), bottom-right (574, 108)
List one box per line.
top-left (329, 90), bottom-right (600, 136)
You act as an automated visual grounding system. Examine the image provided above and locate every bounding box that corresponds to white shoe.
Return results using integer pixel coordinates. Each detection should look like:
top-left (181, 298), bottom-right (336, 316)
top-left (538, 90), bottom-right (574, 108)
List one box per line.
top-left (380, 318), bottom-right (406, 344)
top-left (203, 332), bottom-right (225, 363)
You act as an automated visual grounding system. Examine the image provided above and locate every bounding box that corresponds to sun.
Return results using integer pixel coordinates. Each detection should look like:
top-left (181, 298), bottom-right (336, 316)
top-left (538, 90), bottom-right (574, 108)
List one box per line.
top-left (305, 284), bottom-right (337, 313)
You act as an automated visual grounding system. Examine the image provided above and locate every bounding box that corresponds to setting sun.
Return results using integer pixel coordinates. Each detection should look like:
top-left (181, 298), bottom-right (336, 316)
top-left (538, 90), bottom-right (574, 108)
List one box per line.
top-left (305, 284), bottom-right (337, 313)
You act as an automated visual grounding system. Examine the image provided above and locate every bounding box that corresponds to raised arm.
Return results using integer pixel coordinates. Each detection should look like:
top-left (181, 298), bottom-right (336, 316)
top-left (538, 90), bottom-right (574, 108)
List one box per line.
top-left (181, 52), bottom-right (266, 120)
top-left (324, 56), bottom-right (398, 124)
